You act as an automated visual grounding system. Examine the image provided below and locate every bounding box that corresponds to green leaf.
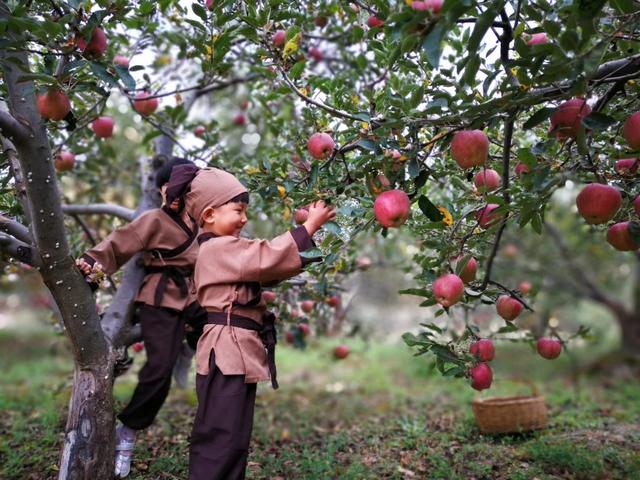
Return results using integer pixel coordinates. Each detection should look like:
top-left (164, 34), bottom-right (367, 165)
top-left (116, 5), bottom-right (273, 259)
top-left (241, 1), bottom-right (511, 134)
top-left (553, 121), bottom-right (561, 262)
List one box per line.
top-left (398, 288), bottom-right (431, 297)
top-left (628, 221), bottom-right (640, 245)
top-left (408, 85), bottom-right (424, 109)
top-left (289, 60), bottom-right (306, 79)
top-left (422, 22), bottom-right (446, 68)
top-left (496, 322), bottom-right (519, 333)
top-left (90, 62), bottom-right (119, 88)
top-left (420, 322), bottom-right (443, 334)
top-left (582, 112), bottom-right (616, 130)
top-left (610, 0), bottom-right (637, 13)
top-left (114, 65), bottom-right (136, 91)
top-left (523, 107), bottom-right (556, 130)
top-left (467, 1), bottom-right (504, 57)
top-left (191, 3), bottom-right (208, 21)
top-left (418, 195), bottom-right (444, 221)
top-left (355, 138), bottom-right (378, 152)
top-left (299, 248), bottom-right (323, 258)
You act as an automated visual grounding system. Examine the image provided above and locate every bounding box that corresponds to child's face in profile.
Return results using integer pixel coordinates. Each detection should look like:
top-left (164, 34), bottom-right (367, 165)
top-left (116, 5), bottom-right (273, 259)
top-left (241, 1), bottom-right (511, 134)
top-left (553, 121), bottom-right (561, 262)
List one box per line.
top-left (202, 202), bottom-right (248, 237)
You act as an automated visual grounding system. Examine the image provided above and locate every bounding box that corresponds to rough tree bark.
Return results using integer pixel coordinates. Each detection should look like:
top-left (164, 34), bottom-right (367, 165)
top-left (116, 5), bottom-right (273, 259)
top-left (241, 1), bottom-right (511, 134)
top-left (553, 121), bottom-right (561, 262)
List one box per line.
top-left (0, 5), bottom-right (115, 477)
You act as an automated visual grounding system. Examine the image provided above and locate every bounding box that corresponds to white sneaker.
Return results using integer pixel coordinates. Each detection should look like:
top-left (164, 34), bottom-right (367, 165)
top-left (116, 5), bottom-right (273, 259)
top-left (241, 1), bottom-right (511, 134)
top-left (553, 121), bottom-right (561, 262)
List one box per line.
top-left (114, 424), bottom-right (136, 478)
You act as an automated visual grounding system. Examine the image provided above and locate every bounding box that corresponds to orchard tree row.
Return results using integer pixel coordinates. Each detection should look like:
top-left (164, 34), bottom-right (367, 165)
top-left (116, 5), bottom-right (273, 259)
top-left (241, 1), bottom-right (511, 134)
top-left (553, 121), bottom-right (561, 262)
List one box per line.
top-left (1, 0), bottom-right (640, 478)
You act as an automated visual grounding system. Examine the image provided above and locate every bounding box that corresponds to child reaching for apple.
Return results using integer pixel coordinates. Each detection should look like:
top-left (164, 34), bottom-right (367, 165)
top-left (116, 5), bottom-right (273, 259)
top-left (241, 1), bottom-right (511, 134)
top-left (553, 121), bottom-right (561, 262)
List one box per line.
top-left (75, 156), bottom-right (203, 479)
top-left (164, 164), bottom-right (335, 480)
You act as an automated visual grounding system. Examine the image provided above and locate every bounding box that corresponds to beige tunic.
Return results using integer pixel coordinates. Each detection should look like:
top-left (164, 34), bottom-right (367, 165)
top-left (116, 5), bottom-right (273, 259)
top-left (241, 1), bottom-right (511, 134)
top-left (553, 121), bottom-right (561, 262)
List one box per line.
top-left (195, 227), bottom-right (313, 382)
top-left (83, 208), bottom-right (199, 310)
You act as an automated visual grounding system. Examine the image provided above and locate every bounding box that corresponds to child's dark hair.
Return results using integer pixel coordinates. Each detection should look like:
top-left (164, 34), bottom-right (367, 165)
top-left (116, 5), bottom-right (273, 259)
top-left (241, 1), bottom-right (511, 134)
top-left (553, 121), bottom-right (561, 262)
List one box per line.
top-left (155, 157), bottom-right (193, 188)
top-left (222, 192), bottom-right (250, 205)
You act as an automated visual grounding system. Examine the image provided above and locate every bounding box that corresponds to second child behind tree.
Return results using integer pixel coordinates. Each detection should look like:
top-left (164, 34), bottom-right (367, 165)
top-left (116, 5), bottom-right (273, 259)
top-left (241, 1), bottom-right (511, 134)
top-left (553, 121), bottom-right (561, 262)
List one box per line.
top-left (165, 165), bottom-right (336, 480)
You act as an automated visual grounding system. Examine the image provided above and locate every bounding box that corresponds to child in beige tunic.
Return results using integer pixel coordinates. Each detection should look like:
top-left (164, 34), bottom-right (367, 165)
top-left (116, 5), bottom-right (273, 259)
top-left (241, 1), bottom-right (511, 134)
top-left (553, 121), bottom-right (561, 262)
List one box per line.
top-left (165, 165), bottom-right (335, 480)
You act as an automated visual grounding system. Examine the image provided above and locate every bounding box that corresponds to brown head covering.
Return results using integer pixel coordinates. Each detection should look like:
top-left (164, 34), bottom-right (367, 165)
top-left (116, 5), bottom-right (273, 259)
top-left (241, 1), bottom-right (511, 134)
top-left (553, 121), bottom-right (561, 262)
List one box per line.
top-left (187, 168), bottom-right (248, 222)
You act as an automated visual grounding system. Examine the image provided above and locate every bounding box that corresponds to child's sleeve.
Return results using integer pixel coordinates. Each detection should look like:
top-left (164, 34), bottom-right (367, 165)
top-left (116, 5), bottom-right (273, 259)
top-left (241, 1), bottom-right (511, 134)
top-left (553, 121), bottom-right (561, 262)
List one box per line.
top-left (211, 226), bottom-right (318, 284)
top-left (80, 214), bottom-right (149, 275)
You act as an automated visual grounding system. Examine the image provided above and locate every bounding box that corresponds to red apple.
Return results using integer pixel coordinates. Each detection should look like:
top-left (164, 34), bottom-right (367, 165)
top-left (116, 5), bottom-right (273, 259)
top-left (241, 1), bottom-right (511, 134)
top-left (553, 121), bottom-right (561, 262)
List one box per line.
top-left (206, 0), bottom-right (214, 10)
top-left (614, 158), bottom-right (638, 176)
top-left (607, 222), bottom-right (639, 251)
top-left (285, 331), bottom-right (294, 344)
top-left (634, 196), bottom-right (640, 217)
top-left (367, 16), bottom-right (385, 28)
top-left (469, 363), bottom-right (493, 390)
top-left (575, 183), bottom-right (621, 225)
top-left (113, 54), bottom-right (130, 68)
top-left (262, 291), bottom-right (277, 303)
top-left (454, 256), bottom-right (477, 284)
top-left (549, 98), bottom-right (591, 139)
top-left (326, 295), bottom-right (340, 308)
top-left (374, 189), bottom-right (411, 228)
top-left (473, 169), bottom-right (501, 192)
top-left (334, 344), bottom-right (349, 359)
top-left (451, 130), bottom-right (489, 169)
top-left (298, 323), bottom-right (311, 336)
top-left (91, 116), bottom-right (114, 138)
top-left (194, 126), bottom-right (206, 137)
top-left (290, 309), bottom-right (300, 319)
top-left (496, 295), bottom-right (524, 321)
top-left (77, 27), bottom-right (107, 57)
top-left (519, 281), bottom-right (532, 295)
top-left (233, 113), bottom-right (246, 126)
top-left (301, 300), bottom-right (315, 313)
top-left (308, 47), bottom-right (323, 62)
top-left (411, 0), bottom-right (443, 13)
top-left (314, 15), bottom-right (328, 27)
top-left (476, 204), bottom-right (502, 229)
top-left (432, 273), bottom-right (464, 308)
top-left (133, 91), bottom-right (159, 116)
top-left (536, 337), bottom-right (562, 360)
top-left (307, 132), bottom-right (335, 159)
top-left (515, 162), bottom-right (531, 177)
top-left (294, 207), bottom-right (309, 225)
top-left (503, 243), bottom-right (519, 257)
top-left (527, 32), bottom-right (548, 45)
top-left (623, 112), bottom-right (640, 150)
top-left (37, 88), bottom-right (71, 121)
top-left (470, 339), bottom-right (495, 362)
top-left (356, 256), bottom-right (372, 270)
top-left (131, 342), bottom-right (144, 353)
top-left (272, 30), bottom-right (286, 47)
top-left (54, 151), bottom-right (75, 172)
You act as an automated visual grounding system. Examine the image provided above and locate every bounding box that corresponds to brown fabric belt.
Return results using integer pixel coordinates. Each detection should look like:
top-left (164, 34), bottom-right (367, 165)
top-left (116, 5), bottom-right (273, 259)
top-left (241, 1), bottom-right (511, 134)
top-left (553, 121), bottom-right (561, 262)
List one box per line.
top-left (144, 265), bottom-right (193, 306)
top-left (206, 311), bottom-right (279, 390)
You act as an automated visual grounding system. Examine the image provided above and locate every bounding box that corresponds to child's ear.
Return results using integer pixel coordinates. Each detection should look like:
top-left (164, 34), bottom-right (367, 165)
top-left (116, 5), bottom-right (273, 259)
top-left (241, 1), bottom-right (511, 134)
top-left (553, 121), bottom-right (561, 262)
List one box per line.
top-left (201, 206), bottom-right (215, 225)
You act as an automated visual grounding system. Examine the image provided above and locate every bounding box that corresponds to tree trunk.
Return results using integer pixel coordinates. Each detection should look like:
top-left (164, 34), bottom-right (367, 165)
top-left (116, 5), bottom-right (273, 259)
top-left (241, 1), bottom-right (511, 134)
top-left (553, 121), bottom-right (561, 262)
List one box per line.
top-left (616, 311), bottom-right (640, 356)
top-left (59, 364), bottom-right (115, 480)
top-left (0, 7), bottom-right (114, 478)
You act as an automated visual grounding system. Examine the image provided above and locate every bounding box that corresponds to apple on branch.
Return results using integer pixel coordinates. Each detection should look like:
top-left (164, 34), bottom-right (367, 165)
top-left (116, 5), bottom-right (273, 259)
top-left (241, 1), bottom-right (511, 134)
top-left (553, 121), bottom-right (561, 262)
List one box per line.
top-left (54, 151), bottom-right (75, 172)
top-left (453, 255), bottom-right (477, 284)
top-left (37, 88), bottom-right (71, 121)
top-left (374, 189), bottom-right (411, 228)
top-left (133, 91), bottom-right (159, 116)
top-left (469, 362), bottom-right (492, 390)
top-left (76, 27), bottom-right (107, 58)
top-left (91, 116), bottom-right (114, 138)
top-left (301, 300), bottom-right (315, 313)
top-left (575, 183), bottom-right (621, 224)
top-left (307, 132), bottom-right (335, 159)
top-left (607, 222), bottom-right (639, 251)
top-left (536, 337), bottom-right (562, 359)
top-left (473, 169), bottom-right (501, 192)
top-left (496, 295), bottom-right (524, 321)
top-left (470, 339), bottom-right (495, 362)
top-left (451, 130), bottom-right (489, 169)
top-left (432, 273), bottom-right (464, 307)
top-left (549, 98), bottom-right (591, 140)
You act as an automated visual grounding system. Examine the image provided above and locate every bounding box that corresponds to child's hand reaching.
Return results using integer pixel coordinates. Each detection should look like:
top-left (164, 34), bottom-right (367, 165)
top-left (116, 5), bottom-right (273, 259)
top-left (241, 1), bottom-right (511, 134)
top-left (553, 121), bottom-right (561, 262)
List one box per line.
top-left (303, 200), bottom-right (336, 236)
top-left (75, 258), bottom-right (106, 288)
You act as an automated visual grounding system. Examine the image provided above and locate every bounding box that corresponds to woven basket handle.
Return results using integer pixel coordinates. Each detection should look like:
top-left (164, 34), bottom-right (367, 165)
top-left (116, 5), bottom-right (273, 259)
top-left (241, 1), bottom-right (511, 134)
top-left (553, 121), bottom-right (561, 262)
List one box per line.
top-left (510, 378), bottom-right (540, 396)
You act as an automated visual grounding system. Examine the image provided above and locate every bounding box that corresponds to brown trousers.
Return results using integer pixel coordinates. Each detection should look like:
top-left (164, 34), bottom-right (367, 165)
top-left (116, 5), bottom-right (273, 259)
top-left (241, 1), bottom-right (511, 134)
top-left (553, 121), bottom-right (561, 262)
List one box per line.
top-left (118, 304), bottom-right (185, 430)
top-left (189, 351), bottom-right (257, 480)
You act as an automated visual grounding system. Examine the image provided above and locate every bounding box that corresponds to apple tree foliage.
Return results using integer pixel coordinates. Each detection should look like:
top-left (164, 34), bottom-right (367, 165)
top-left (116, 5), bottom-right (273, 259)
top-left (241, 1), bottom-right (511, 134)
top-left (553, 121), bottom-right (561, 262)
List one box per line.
top-left (1, 0), bottom-right (640, 473)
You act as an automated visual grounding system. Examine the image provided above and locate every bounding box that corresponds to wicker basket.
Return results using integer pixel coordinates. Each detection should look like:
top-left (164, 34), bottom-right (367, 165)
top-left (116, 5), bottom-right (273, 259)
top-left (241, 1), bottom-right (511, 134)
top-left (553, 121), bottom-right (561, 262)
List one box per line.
top-left (472, 383), bottom-right (547, 434)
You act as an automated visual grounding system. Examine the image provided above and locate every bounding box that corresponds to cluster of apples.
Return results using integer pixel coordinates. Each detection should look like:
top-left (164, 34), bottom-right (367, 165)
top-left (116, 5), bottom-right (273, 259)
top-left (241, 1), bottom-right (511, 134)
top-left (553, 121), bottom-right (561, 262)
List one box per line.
top-left (468, 336), bottom-right (562, 390)
top-left (574, 110), bottom-right (640, 251)
top-left (36, 27), bottom-right (164, 172)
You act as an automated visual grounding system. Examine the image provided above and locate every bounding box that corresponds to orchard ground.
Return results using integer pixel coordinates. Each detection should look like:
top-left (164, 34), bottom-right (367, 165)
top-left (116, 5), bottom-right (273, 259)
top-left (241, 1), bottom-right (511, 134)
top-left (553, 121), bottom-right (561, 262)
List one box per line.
top-left (1, 321), bottom-right (639, 480)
